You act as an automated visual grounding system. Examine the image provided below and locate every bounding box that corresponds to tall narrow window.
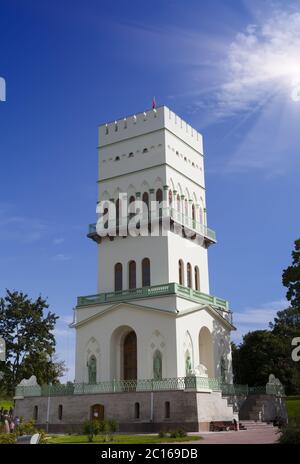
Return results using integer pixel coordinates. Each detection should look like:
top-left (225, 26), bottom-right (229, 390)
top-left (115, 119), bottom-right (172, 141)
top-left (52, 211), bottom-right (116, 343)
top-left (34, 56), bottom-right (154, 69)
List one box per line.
top-left (165, 401), bottom-right (170, 419)
top-left (192, 204), bottom-right (195, 221)
top-left (33, 406), bottom-right (38, 421)
top-left (169, 190), bottom-right (173, 207)
top-left (187, 263), bottom-right (192, 288)
top-left (116, 198), bottom-right (120, 223)
top-left (115, 263), bottom-right (123, 291)
top-left (134, 402), bottom-right (140, 419)
top-left (58, 404), bottom-right (63, 421)
top-left (142, 258), bottom-right (151, 287)
top-left (129, 260), bottom-right (136, 289)
top-left (194, 266), bottom-right (200, 291)
top-left (179, 260), bottom-right (184, 286)
top-left (142, 192), bottom-right (149, 220)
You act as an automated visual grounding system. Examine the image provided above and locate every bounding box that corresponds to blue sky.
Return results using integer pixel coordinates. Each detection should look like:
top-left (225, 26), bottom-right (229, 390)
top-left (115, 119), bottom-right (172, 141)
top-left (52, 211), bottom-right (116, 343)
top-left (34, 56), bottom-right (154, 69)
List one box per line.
top-left (1, 0), bottom-right (300, 381)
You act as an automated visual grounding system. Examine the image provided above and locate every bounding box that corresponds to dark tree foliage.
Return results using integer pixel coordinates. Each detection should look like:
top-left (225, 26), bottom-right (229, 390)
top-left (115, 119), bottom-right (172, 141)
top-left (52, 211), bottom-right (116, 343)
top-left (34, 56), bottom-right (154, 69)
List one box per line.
top-left (0, 290), bottom-right (66, 395)
top-left (232, 239), bottom-right (300, 394)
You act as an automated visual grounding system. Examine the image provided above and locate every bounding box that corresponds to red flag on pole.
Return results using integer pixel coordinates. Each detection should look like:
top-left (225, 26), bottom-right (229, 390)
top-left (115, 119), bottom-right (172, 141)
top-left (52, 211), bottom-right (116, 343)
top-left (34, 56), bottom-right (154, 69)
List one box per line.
top-left (152, 97), bottom-right (156, 109)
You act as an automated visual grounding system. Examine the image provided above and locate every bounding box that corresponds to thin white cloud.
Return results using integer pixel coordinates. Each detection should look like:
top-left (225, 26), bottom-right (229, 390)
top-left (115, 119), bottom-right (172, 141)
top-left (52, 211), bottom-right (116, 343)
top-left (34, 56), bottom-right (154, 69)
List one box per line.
top-left (51, 254), bottom-right (71, 262)
top-left (232, 298), bottom-right (287, 343)
top-left (215, 9), bottom-right (300, 117)
top-left (0, 205), bottom-right (47, 243)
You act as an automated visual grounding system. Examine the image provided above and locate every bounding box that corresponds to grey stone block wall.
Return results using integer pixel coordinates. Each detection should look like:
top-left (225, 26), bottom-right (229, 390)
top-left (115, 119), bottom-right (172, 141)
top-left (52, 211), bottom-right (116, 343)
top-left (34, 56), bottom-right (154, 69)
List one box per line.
top-left (14, 390), bottom-right (235, 433)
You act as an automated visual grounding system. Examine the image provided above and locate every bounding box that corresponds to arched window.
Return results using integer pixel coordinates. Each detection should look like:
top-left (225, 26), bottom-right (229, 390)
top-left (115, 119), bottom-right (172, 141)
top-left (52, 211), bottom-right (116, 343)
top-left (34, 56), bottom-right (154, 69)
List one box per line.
top-left (142, 192), bottom-right (149, 220)
top-left (169, 190), bottom-right (173, 207)
top-left (156, 189), bottom-right (163, 203)
top-left (129, 260), bottom-right (136, 289)
top-left (58, 404), bottom-right (63, 421)
top-left (88, 355), bottom-right (97, 384)
top-left (179, 260), bottom-right (184, 286)
top-left (143, 148), bottom-right (148, 153)
top-left (165, 401), bottom-right (170, 419)
top-left (134, 402), bottom-right (140, 419)
top-left (153, 350), bottom-right (162, 380)
top-left (187, 263), bottom-right (192, 288)
top-left (192, 204), bottom-right (195, 221)
top-left (142, 258), bottom-right (150, 287)
top-left (115, 156), bottom-right (120, 161)
top-left (194, 266), bottom-right (200, 291)
top-left (33, 406), bottom-right (38, 421)
top-left (128, 152), bottom-right (134, 158)
top-left (115, 263), bottom-right (123, 291)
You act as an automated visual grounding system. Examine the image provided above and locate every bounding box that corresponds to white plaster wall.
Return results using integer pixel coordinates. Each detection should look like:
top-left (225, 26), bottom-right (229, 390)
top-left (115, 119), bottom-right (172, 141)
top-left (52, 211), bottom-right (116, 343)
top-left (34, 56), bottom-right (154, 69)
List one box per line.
top-left (175, 309), bottom-right (232, 381)
top-left (167, 231), bottom-right (209, 294)
top-left (97, 235), bottom-right (170, 293)
top-left (74, 305), bottom-right (177, 383)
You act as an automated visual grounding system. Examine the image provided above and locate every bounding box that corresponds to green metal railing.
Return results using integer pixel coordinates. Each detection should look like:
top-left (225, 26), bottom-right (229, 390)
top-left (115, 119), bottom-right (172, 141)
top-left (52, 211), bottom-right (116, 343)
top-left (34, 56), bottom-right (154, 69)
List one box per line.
top-left (15, 377), bottom-right (285, 398)
top-left (76, 283), bottom-right (231, 323)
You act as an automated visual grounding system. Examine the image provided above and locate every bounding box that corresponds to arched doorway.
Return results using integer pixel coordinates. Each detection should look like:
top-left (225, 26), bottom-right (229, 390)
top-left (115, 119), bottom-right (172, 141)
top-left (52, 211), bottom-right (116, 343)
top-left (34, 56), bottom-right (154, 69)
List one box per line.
top-left (198, 327), bottom-right (214, 377)
top-left (90, 404), bottom-right (104, 421)
top-left (123, 331), bottom-right (137, 380)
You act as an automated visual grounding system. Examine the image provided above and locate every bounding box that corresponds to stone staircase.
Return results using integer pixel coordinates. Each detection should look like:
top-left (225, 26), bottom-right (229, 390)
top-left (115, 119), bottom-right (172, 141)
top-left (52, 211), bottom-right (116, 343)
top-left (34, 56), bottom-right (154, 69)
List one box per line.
top-left (239, 420), bottom-right (275, 430)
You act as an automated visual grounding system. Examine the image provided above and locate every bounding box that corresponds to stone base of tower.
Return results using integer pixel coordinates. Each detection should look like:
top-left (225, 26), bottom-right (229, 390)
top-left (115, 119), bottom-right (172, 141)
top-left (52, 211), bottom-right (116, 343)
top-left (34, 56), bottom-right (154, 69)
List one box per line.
top-left (14, 390), bottom-right (236, 434)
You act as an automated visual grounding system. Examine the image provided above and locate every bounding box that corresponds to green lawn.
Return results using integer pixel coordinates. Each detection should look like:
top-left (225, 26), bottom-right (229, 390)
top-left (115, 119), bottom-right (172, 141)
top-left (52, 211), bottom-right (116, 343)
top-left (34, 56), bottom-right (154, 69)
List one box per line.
top-left (0, 399), bottom-right (13, 410)
top-left (48, 434), bottom-right (202, 445)
top-left (286, 396), bottom-right (300, 420)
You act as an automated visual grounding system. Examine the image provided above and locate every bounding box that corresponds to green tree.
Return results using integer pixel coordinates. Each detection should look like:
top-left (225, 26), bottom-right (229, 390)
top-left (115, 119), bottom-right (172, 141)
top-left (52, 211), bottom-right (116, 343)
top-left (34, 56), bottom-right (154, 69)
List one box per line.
top-left (232, 239), bottom-right (300, 394)
top-left (0, 290), bottom-right (66, 395)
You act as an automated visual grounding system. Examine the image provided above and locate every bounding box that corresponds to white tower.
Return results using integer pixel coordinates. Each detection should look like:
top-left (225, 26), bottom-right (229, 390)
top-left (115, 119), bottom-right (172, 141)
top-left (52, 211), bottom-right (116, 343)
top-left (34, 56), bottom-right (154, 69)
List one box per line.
top-left (74, 106), bottom-right (234, 385)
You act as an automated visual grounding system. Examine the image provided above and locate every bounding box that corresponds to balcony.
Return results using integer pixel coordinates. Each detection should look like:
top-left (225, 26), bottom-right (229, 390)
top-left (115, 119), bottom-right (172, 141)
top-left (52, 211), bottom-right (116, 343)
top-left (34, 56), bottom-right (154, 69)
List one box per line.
top-left (76, 282), bottom-right (232, 323)
top-left (87, 207), bottom-right (216, 245)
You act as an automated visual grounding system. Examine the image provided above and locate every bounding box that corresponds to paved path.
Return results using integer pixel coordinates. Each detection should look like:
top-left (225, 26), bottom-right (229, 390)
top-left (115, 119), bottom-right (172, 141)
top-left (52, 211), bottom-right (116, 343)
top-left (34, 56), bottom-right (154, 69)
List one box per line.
top-left (179, 423), bottom-right (280, 445)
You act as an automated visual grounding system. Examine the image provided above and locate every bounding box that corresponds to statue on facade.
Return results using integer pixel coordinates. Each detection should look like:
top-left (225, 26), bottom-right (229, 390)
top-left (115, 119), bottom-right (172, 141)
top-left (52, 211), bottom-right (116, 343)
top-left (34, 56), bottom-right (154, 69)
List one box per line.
top-left (153, 351), bottom-right (162, 380)
top-left (185, 351), bottom-right (192, 376)
top-left (193, 364), bottom-right (208, 377)
top-left (88, 356), bottom-right (97, 384)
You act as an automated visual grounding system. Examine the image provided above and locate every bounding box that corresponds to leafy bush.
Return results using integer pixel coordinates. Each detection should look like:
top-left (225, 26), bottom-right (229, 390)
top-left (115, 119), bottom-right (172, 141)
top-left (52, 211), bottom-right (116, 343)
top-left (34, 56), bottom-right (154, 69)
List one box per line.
top-left (0, 433), bottom-right (16, 444)
top-left (278, 426), bottom-right (300, 444)
top-left (158, 430), bottom-right (167, 438)
top-left (83, 420), bottom-right (100, 442)
top-left (169, 429), bottom-right (187, 438)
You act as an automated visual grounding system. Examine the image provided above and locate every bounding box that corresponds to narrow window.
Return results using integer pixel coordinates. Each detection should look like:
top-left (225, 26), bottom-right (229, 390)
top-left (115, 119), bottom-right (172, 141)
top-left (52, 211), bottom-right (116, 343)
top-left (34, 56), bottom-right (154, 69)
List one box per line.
top-left (179, 260), bottom-right (184, 286)
top-left (134, 402), bottom-right (140, 419)
top-left (142, 258), bottom-right (151, 287)
top-left (142, 192), bottom-right (149, 220)
top-left (33, 405), bottom-right (38, 421)
top-left (129, 260), bottom-right (136, 289)
top-left (143, 148), bottom-right (148, 153)
top-left (165, 401), bottom-right (170, 419)
top-left (128, 152), bottom-right (134, 158)
top-left (169, 190), bottom-right (173, 207)
top-left (195, 266), bottom-right (200, 291)
top-left (177, 194), bottom-right (180, 212)
top-left (192, 204), bottom-right (195, 221)
top-left (115, 263), bottom-right (123, 291)
top-left (58, 404), bottom-right (63, 421)
top-left (187, 263), bottom-right (192, 288)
